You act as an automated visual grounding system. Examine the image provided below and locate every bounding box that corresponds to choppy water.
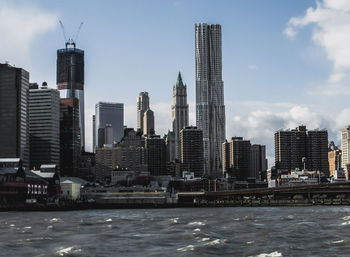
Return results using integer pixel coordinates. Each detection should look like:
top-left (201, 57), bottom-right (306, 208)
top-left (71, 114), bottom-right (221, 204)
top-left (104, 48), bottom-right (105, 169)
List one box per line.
top-left (1, 207), bottom-right (350, 256)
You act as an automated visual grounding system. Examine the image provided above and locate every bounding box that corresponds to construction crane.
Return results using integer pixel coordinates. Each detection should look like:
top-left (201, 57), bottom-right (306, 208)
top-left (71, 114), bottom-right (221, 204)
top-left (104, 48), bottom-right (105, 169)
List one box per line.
top-left (59, 20), bottom-right (84, 48)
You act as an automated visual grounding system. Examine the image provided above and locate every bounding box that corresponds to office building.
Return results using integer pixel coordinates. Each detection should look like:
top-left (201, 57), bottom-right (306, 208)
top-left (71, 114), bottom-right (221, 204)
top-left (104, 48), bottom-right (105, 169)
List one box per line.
top-left (145, 135), bottom-right (166, 176)
top-left (275, 125), bottom-right (329, 175)
top-left (171, 72), bottom-right (189, 160)
top-left (143, 108), bottom-right (155, 136)
top-left (137, 92), bottom-right (149, 133)
top-left (95, 102), bottom-right (124, 148)
top-left (180, 126), bottom-right (204, 177)
top-left (250, 144), bottom-right (268, 179)
top-left (0, 63), bottom-right (30, 168)
top-left (60, 98), bottom-right (80, 177)
top-left (29, 82), bottom-right (60, 171)
top-left (222, 140), bottom-right (230, 174)
top-left (57, 45), bottom-right (85, 151)
top-left (195, 23), bottom-right (226, 176)
top-left (165, 131), bottom-right (176, 163)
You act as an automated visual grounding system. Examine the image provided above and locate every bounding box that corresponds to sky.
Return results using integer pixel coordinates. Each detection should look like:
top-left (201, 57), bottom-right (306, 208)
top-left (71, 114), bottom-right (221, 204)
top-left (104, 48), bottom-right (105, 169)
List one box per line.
top-left (2, 0), bottom-right (350, 166)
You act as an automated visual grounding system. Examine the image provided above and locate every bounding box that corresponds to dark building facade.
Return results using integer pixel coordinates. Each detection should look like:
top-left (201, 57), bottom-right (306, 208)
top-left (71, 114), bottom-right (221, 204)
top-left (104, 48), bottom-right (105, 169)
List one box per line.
top-left (60, 98), bottom-right (80, 177)
top-left (29, 83), bottom-right (60, 171)
top-left (57, 46), bottom-right (85, 151)
top-left (180, 126), bottom-right (204, 177)
top-left (145, 135), bottom-right (166, 176)
top-left (229, 137), bottom-right (251, 181)
top-left (0, 64), bottom-right (30, 168)
top-left (275, 126), bottom-right (329, 175)
top-left (250, 144), bottom-right (268, 180)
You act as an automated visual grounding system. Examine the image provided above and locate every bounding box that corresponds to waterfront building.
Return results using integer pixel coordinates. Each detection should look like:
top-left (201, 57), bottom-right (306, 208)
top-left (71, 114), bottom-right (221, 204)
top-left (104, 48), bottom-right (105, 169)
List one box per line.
top-left (57, 44), bottom-right (85, 151)
top-left (195, 23), bottom-right (226, 176)
top-left (60, 98), bottom-right (80, 177)
top-left (95, 102), bottom-right (124, 148)
top-left (0, 63), bottom-right (30, 168)
top-left (137, 92), bottom-right (149, 133)
top-left (250, 144), bottom-right (268, 180)
top-left (29, 82), bottom-right (60, 172)
top-left (145, 135), bottom-right (167, 176)
top-left (180, 126), bottom-right (204, 177)
top-left (143, 108), bottom-right (155, 136)
top-left (171, 72), bottom-right (189, 160)
top-left (274, 125), bottom-right (329, 176)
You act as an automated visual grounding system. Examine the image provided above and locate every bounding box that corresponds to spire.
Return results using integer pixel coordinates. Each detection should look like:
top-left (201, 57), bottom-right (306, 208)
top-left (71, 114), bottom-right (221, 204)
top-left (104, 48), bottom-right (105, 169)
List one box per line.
top-left (176, 72), bottom-right (184, 87)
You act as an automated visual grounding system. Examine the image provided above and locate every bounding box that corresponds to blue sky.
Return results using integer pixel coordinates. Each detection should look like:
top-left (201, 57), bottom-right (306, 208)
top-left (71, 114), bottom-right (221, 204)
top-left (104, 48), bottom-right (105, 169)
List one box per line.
top-left (2, 0), bottom-right (350, 165)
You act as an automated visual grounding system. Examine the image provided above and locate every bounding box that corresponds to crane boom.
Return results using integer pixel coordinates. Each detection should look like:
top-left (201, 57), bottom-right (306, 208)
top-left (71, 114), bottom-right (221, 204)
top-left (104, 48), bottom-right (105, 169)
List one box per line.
top-left (74, 22), bottom-right (84, 43)
top-left (59, 20), bottom-right (68, 42)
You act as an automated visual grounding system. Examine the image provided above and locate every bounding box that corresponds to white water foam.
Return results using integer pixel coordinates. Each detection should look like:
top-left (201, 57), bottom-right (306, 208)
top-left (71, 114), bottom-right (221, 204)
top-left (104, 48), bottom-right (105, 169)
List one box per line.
top-left (332, 240), bottom-right (345, 245)
top-left (177, 245), bottom-right (195, 252)
top-left (341, 221), bottom-right (350, 226)
top-left (341, 216), bottom-right (350, 221)
top-left (193, 228), bottom-right (201, 232)
top-left (187, 221), bottom-right (205, 226)
top-left (203, 238), bottom-right (227, 247)
top-left (105, 218), bottom-right (112, 222)
top-left (169, 218), bottom-right (178, 223)
top-left (56, 246), bottom-right (82, 256)
top-left (253, 251), bottom-right (282, 257)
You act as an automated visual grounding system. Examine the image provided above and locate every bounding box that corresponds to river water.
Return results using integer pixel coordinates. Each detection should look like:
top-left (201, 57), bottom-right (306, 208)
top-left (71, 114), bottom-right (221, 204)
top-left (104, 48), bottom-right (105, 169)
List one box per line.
top-left (1, 206), bottom-right (350, 256)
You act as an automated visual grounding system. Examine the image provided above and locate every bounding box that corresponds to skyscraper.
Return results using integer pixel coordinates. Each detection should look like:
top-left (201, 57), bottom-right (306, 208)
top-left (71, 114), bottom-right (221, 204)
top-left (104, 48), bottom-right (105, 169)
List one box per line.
top-left (143, 109), bottom-right (155, 136)
top-left (195, 23), bottom-right (226, 176)
top-left (171, 72), bottom-right (189, 160)
top-left (95, 102), bottom-right (124, 148)
top-left (137, 92), bottom-right (149, 133)
top-left (92, 115), bottom-right (96, 152)
top-left (29, 82), bottom-right (60, 171)
top-left (57, 44), bottom-right (85, 151)
top-left (145, 135), bottom-right (167, 176)
top-left (250, 144), bottom-right (268, 179)
top-left (229, 137), bottom-right (251, 181)
top-left (0, 63), bottom-right (30, 168)
top-left (180, 126), bottom-right (204, 177)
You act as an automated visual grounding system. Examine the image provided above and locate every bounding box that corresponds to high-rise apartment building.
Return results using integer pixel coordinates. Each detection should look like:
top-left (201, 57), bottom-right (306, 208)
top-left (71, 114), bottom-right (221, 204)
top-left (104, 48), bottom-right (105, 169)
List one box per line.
top-left (222, 140), bottom-right (230, 174)
top-left (137, 92), bottom-right (149, 133)
top-left (143, 109), bottom-right (155, 136)
top-left (171, 72), bottom-right (189, 160)
top-left (329, 149), bottom-right (341, 177)
top-left (0, 63), bottom-right (30, 168)
top-left (92, 115), bottom-right (96, 152)
top-left (275, 126), bottom-right (329, 175)
top-left (29, 82), bottom-right (60, 171)
top-left (229, 137), bottom-right (251, 181)
top-left (95, 102), bottom-right (124, 148)
top-left (180, 126), bottom-right (204, 177)
top-left (195, 23), bottom-right (226, 176)
top-left (57, 45), bottom-right (85, 151)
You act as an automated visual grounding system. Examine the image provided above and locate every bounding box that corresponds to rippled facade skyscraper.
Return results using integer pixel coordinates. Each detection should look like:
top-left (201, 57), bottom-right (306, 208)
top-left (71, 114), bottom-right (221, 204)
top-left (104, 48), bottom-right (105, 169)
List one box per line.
top-left (195, 23), bottom-right (226, 176)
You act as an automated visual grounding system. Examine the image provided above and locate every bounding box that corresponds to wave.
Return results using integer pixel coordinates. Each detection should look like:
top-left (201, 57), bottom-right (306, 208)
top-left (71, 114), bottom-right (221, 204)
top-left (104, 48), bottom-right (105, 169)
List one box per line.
top-left (56, 246), bottom-right (82, 256)
top-left (252, 251), bottom-right (283, 257)
top-left (187, 221), bottom-right (206, 226)
top-left (177, 244), bottom-right (195, 252)
top-left (169, 218), bottom-right (179, 224)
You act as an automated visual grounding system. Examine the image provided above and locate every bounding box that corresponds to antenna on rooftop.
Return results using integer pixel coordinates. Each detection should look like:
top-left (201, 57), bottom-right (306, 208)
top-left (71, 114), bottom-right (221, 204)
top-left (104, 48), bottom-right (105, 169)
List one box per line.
top-left (58, 20), bottom-right (84, 48)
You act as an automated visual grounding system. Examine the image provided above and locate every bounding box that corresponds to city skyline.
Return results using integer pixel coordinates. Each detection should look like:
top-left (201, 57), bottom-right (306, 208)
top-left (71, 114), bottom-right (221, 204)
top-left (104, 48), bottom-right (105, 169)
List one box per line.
top-left (3, 0), bottom-right (350, 165)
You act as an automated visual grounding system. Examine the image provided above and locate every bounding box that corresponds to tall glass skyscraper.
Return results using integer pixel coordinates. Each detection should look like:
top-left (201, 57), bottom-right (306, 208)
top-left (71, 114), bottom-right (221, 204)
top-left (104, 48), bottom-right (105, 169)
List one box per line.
top-left (57, 45), bottom-right (85, 151)
top-left (95, 102), bottom-right (124, 149)
top-left (195, 23), bottom-right (226, 176)
top-left (0, 63), bottom-right (30, 168)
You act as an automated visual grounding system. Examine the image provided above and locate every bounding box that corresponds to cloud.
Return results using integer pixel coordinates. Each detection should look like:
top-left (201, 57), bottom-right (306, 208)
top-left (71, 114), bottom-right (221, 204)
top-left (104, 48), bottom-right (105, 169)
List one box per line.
top-left (0, 1), bottom-right (58, 67)
top-left (285, 0), bottom-right (350, 87)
